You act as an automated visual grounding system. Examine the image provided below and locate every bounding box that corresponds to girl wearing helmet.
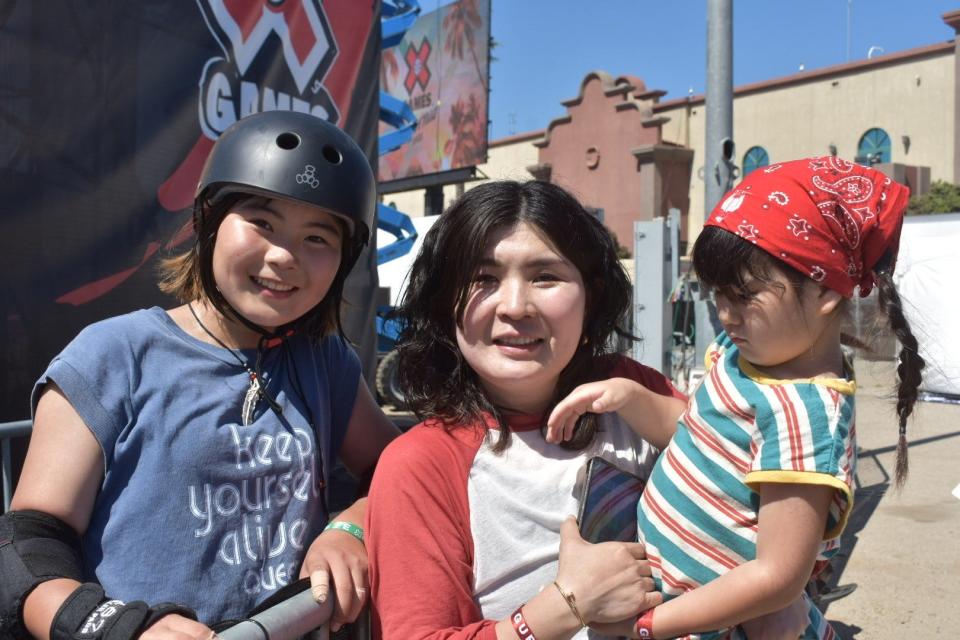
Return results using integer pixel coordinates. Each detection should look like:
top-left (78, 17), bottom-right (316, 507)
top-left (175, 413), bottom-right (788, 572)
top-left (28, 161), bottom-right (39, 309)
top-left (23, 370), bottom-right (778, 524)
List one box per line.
top-left (8, 111), bottom-right (399, 639)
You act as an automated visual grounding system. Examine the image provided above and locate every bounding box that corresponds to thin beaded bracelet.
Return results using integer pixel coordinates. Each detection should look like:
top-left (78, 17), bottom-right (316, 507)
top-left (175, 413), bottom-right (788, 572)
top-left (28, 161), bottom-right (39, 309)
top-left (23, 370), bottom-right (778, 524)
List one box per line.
top-left (324, 520), bottom-right (364, 542)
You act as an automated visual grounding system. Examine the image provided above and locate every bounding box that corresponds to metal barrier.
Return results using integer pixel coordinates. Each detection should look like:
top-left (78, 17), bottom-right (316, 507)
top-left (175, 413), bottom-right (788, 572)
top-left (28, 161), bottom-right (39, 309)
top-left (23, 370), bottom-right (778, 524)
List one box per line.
top-left (1, 419), bottom-right (31, 512)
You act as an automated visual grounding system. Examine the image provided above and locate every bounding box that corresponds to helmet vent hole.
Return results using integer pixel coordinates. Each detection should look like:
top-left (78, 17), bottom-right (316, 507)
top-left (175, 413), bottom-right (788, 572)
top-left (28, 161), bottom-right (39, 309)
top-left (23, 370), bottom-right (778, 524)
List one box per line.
top-left (322, 145), bottom-right (343, 165)
top-left (276, 132), bottom-right (300, 150)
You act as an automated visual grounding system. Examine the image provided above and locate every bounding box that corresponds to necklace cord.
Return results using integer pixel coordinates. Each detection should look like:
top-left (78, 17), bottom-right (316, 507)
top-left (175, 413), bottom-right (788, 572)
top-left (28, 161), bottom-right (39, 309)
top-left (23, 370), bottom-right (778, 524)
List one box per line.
top-left (187, 302), bottom-right (283, 418)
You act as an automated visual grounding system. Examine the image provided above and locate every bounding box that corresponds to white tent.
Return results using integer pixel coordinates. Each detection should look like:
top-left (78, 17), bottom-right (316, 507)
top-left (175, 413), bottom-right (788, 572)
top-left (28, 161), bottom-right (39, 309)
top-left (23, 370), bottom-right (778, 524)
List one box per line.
top-left (376, 215), bottom-right (441, 307)
top-left (895, 212), bottom-right (960, 396)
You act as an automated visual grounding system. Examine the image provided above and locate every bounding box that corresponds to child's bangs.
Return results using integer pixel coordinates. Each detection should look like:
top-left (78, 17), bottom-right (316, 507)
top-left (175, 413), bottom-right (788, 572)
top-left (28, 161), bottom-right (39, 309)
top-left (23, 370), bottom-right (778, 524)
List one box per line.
top-left (692, 226), bottom-right (783, 296)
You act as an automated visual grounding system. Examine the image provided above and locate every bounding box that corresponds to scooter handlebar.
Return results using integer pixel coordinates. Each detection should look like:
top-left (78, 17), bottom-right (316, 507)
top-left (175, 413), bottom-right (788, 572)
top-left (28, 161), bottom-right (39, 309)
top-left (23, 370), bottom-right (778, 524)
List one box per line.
top-left (217, 589), bottom-right (333, 640)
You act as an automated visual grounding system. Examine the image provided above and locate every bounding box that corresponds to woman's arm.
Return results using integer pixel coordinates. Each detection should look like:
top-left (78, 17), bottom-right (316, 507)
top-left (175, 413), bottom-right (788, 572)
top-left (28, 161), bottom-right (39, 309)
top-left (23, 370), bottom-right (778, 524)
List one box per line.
top-left (13, 386), bottom-right (212, 640)
top-left (366, 429), bottom-right (660, 640)
top-left (482, 518), bottom-right (661, 640)
top-left (626, 482), bottom-right (834, 639)
top-left (299, 379), bottom-right (401, 631)
top-left (547, 378), bottom-right (685, 449)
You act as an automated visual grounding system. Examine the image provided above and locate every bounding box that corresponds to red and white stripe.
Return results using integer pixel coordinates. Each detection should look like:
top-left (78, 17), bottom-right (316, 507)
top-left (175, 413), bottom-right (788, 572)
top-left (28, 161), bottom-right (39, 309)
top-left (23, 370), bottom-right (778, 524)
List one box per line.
top-left (664, 446), bottom-right (758, 534)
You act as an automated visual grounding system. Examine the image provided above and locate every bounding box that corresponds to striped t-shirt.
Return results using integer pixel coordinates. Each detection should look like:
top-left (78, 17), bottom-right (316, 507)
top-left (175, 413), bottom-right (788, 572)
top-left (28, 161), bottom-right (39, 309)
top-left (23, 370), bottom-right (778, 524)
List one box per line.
top-left (638, 332), bottom-right (856, 639)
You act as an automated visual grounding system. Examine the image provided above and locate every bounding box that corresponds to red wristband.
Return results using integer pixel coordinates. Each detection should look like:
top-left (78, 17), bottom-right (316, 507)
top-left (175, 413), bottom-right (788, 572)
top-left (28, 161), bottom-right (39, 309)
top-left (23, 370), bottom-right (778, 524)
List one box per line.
top-left (511, 606), bottom-right (538, 640)
top-left (635, 608), bottom-right (655, 639)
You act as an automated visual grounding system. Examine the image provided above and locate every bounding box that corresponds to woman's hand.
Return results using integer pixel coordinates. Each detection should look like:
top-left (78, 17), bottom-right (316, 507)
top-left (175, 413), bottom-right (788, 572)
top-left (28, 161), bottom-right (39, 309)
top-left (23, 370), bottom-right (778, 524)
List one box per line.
top-left (141, 614), bottom-right (216, 640)
top-left (547, 378), bottom-right (640, 443)
top-left (299, 526), bottom-right (368, 632)
top-left (554, 517), bottom-right (662, 624)
top-left (739, 595), bottom-right (809, 639)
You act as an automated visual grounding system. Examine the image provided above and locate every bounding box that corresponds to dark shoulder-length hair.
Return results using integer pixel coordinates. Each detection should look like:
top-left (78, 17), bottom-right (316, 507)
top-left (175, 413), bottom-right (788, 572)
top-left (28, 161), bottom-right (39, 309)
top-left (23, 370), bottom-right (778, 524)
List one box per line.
top-left (158, 193), bottom-right (351, 341)
top-left (396, 180), bottom-right (635, 451)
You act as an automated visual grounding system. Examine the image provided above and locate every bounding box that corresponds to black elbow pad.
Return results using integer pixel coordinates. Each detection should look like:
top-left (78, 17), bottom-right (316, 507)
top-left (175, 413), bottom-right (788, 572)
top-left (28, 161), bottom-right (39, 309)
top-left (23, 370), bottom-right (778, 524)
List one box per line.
top-left (0, 510), bottom-right (84, 639)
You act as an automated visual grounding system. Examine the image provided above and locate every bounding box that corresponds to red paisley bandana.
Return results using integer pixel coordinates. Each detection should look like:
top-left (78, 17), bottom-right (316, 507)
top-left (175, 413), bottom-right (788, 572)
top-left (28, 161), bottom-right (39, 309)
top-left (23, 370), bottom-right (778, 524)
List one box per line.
top-left (704, 156), bottom-right (910, 297)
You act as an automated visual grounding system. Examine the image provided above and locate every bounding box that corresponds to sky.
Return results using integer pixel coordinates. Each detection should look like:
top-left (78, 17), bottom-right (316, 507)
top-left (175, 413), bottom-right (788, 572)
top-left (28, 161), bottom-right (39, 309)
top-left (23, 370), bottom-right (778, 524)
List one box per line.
top-left (425, 0), bottom-right (960, 141)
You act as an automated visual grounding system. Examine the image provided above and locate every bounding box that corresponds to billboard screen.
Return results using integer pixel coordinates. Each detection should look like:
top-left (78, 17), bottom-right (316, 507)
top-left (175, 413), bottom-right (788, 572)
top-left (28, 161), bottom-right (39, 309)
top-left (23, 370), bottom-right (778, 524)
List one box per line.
top-left (378, 0), bottom-right (490, 183)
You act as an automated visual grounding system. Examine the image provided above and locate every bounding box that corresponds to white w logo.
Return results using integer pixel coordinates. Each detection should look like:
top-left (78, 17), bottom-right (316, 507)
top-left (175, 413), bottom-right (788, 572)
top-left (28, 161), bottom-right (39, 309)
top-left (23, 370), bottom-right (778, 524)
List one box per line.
top-left (199, 0), bottom-right (335, 94)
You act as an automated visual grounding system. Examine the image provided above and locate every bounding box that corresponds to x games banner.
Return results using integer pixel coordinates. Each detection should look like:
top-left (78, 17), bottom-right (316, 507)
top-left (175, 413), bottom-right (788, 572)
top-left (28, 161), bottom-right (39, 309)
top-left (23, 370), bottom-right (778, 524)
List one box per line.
top-left (0, 1), bottom-right (381, 421)
top-left (379, 0), bottom-right (490, 182)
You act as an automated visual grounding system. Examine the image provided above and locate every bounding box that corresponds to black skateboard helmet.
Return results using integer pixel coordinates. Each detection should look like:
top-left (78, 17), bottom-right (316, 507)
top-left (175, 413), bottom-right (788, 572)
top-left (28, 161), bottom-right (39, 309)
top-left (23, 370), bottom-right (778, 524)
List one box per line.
top-left (195, 110), bottom-right (376, 261)
top-left (190, 111), bottom-right (377, 338)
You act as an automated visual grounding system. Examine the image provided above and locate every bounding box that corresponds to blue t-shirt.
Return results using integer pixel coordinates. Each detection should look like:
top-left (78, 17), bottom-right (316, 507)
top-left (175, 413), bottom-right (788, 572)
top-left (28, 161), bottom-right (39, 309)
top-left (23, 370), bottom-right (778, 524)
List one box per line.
top-left (32, 307), bottom-right (361, 623)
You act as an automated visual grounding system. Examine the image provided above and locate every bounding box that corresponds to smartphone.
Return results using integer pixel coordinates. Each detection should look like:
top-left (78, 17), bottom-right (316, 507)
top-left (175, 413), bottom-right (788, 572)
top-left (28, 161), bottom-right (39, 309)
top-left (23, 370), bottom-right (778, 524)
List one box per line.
top-left (577, 456), bottom-right (646, 544)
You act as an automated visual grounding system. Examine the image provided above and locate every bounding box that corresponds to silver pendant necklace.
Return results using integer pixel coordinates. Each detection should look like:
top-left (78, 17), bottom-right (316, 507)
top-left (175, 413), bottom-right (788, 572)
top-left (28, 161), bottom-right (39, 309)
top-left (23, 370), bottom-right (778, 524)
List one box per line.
top-left (240, 373), bottom-right (262, 426)
top-left (188, 303), bottom-right (282, 425)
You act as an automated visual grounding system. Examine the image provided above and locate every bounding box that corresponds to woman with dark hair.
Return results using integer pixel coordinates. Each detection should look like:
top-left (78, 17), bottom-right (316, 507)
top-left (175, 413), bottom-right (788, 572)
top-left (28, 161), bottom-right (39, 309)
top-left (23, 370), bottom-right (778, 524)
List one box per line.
top-left (365, 180), bottom-right (680, 640)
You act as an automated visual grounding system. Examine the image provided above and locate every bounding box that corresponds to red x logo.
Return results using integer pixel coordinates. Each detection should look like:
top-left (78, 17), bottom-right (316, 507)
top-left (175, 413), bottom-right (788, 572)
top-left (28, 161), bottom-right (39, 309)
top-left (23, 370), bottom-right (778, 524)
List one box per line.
top-left (404, 38), bottom-right (431, 94)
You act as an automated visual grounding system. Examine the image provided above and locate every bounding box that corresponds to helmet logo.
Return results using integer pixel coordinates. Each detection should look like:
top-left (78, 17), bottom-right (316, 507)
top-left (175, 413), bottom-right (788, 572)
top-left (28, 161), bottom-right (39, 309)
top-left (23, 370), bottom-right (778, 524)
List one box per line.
top-left (195, 0), bottom-right (340, 139)
top-left (296, 165), bottom-right (320, 189)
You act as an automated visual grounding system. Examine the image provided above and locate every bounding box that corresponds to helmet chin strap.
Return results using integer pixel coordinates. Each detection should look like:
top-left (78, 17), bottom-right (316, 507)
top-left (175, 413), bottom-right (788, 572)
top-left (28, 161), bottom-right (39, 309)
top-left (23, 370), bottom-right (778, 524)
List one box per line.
top-left (206, 289), bottom-right (293, 350)
top-left (225, 302), bottom-right (295, 350)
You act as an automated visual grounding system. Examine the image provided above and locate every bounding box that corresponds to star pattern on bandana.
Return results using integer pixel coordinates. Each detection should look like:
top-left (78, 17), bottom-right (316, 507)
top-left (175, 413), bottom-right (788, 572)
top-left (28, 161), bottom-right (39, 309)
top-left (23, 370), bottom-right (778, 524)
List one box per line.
top-left (737, 222), bottom-right (759, 243)
top-left (787, 215), bottom-right (812, 239)
top-left (851, 205), bottom-right (875, 223)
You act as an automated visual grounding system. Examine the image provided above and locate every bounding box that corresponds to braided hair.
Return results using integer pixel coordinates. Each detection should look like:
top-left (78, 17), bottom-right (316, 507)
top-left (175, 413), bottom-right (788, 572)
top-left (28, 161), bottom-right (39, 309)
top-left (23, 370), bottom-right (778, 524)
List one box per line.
top-left (873, 257), bottom-right (925, 488)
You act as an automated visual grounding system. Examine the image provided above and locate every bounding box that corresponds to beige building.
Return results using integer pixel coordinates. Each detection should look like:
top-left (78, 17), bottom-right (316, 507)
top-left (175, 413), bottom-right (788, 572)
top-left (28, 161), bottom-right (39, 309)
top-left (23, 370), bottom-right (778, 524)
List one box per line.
top-left (384, 9), bottom-right (960, 252)
top-left (657, 40), bottom-right (954, 235)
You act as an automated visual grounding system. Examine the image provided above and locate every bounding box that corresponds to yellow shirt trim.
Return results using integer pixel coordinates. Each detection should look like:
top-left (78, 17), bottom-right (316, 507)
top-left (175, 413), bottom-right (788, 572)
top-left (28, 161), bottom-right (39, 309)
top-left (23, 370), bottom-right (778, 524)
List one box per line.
top-left (737, 357), bottom-right (857, 395)
top-left (745, 470), bottom-right (854, 540)
top-left (704, 342), bottom-right (721, 370)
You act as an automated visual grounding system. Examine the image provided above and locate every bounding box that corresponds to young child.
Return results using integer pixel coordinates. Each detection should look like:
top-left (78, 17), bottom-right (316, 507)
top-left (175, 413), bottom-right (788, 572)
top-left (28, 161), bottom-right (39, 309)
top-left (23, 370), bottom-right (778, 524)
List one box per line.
top-left (2, 111), bottom-right (399, 639)
top-left (548, 156), bottom-right (924, 638)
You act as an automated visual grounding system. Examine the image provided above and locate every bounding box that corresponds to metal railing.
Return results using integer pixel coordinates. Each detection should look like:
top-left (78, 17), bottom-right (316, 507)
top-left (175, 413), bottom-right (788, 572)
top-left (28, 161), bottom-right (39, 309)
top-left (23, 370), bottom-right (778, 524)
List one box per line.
top-left (1, 419), bottom-right (31, 512)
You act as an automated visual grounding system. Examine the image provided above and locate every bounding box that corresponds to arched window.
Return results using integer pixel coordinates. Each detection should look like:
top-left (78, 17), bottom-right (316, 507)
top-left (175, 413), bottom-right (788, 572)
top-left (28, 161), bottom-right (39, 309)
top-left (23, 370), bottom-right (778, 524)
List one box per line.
top-left (857, 128), bottom-right (891, 165)
top-left (742, 146), bottom-right (769, 177)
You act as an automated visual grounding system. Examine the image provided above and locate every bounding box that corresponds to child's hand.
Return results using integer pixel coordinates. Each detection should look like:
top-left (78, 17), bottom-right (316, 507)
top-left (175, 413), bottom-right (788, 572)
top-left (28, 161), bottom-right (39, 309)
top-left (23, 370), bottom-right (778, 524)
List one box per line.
top-left (546, 378), bottom-right (641, 443)
top-left (141, 615), bottom-right (217, 640)
top-left (300, 525), bottom-right (368, 632)
top-left (739, 594), bottom-right (809, 639)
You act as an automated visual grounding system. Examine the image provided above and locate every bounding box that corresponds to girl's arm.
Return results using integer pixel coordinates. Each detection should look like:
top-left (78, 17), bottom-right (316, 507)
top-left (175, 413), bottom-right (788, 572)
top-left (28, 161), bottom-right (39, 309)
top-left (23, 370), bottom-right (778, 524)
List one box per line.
top-left (299, 379), bottom-right (401, 631)
top-left (337, 379), bottom-right (402, 476)
top-left (13, 386), bottom-right (212, 640)
top-left (546, 378), bottom-right (685, 449)
top-left (599, 482), bottom-right (834, 638)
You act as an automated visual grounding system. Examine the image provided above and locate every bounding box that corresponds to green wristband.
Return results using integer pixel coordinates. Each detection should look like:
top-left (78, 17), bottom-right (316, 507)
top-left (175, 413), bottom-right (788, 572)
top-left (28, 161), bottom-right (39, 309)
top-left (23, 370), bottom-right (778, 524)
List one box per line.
top-left (324, 520), bottom-right (364, 542)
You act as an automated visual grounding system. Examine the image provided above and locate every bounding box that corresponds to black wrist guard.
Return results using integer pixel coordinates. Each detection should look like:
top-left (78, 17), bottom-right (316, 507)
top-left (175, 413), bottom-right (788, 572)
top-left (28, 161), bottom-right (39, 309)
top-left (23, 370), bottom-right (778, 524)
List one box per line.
top-left (0, 510), bottom-right (84, 639)
top-left (51, 583), bottom-right (197, 640)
